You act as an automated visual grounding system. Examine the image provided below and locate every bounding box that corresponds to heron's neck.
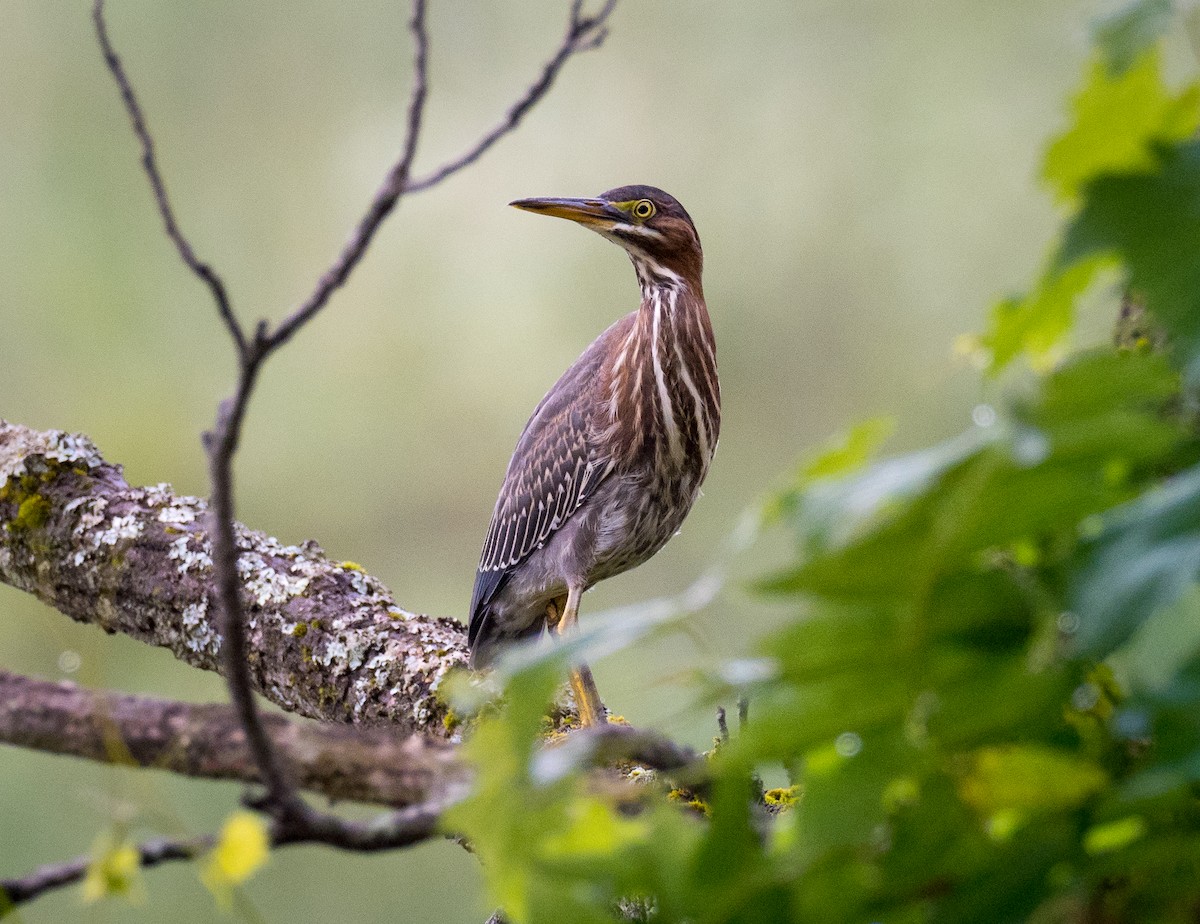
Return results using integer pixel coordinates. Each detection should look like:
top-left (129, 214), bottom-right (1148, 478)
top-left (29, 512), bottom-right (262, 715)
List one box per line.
top-left (605, 269), bottom-right (720, 475)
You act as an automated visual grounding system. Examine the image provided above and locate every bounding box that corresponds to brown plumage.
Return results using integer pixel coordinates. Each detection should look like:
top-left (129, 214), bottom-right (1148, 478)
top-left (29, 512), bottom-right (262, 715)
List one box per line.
top-left (468, 185), bottom-right (719, 724)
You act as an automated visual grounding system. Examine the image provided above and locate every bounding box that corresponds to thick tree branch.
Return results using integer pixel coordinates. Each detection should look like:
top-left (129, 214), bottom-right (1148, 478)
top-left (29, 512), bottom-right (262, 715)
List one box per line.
top-left (0, 670), bottom-right (467, 808)
top-left (0, 420), bottom-right (467, 735)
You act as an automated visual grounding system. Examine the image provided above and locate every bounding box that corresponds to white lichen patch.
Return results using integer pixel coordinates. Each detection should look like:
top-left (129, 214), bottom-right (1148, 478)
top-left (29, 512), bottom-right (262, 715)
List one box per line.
top-left (67, 496), bottom-right (108, 536)
top-left (181, 598), bottom-right (221, 656)
top-left (346, 569), bottom-right (395, 609)
top-left (349, 569), bottom-right (370, 595)
top-left (312, 629), bottom-right (369, 673)
top-left (140, 483), bottom-right (174, 506)
top-left (0, 425), bottom-right (105, 485)
top-left (158, 503), bottom-right (197, 525)
top-left (66, 498), bottom-right (146, 567)
top-left (236, 552), bottom-right (311, 606)
top-left (169, 534), bottom-right (214, 574)
top-left (95, 514), bottom-right (142, 546)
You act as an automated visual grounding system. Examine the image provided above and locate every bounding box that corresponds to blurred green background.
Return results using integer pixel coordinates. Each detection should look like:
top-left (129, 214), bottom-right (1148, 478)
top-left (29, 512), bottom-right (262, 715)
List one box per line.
top-left (0, 1), bottom-right (1109, 920)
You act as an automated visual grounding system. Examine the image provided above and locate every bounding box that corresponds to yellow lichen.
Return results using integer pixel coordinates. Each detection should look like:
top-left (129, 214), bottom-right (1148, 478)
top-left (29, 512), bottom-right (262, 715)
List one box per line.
top-left (292, 623), bottom-right (308, 638)
top-left (340, 561), bottom-right (364, 572)
top-left (764, 786), bottom-right (800, 808)
top-left (668, 788), bottom-right (710, 816)
top-left (10, 494), bottom-right (51, 532)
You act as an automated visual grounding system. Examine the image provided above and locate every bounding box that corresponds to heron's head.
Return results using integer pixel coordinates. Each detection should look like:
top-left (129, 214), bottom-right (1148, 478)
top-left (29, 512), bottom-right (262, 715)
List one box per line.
top-left (511, 184), bottom-right (702, 289)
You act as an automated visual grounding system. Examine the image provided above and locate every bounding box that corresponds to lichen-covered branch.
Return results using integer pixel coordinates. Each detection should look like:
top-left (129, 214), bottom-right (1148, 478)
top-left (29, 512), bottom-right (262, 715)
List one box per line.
top-left (0, 420), bottom-right (467, 735)
top-left (0, 670), bottom-right (467, 807)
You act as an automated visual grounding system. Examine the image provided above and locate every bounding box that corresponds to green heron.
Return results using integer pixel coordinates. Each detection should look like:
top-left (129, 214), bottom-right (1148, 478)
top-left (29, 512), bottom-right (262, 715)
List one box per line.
top-left (468, 185), bottom-right (719, 726)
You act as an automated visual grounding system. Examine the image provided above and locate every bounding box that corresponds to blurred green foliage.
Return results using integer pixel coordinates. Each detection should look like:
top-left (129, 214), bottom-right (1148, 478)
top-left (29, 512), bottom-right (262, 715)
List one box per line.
top-left (450, 4), bottom-right (1200, 920)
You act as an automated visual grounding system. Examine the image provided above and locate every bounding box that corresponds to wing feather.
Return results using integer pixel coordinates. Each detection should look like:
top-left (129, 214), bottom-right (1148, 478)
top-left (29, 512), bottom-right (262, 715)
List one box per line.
top-left (478, 406), bottom-right (599, 573)
top-left (469, 312), bottom-right (638, 649)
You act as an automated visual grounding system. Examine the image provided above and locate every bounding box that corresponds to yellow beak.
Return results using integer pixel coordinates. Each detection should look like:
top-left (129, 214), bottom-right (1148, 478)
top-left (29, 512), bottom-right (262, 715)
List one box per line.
top-left (509, 196), bottom-right (626, 229)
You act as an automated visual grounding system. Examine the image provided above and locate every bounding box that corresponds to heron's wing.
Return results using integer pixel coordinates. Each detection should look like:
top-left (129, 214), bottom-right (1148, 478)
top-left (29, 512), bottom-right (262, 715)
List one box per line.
top-left (468, 314), bottom-right (634, 648)
top-left (478, 404), bottom-right (608, 575)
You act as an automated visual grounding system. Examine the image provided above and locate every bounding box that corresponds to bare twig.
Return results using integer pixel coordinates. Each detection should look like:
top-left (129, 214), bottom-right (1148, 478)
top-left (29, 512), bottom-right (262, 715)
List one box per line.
top-left (271, 798), bottom-right (444, 852)
top-left (404, 0), bottom-right (618, 193)
top-left (1, 796), bottom-right (446, 912)
top-left (265, 0), bottom-right (430, 351)
top-left (1, 835), bottom-right (212, 910)
top-left (204, 357), bottom-right (301, 819)
top-left (91, 0), bottom-right (244, 355)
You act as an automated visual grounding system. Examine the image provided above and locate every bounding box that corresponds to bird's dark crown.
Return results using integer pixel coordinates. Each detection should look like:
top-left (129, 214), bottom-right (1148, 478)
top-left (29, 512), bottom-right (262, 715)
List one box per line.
top-left (597, 185), bottom-right (696, 229)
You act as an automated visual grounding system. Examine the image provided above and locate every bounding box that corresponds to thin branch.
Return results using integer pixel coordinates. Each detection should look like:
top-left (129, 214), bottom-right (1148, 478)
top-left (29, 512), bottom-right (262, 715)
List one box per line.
top-left (0, 670), bottom-right (467, 808)
top-left (265, 0), bottom-right (430, 352)
top-left (1, 834), bottom-right (212, 910)
top-left (272, 798), bottom-right (444, 852)
top-left (1, 795), bottom-right (445, 912)
top-left (534, 722), bottom-right (708, 791)
top-left (91, 0), bottom-right (244, 356)
top-left (204, 358), bottom-right (300, 817)
top-left (405, 0), bottom-right (618, 193)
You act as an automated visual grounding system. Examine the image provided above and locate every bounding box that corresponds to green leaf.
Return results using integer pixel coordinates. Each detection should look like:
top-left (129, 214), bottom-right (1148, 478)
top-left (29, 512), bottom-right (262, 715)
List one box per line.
top-left (758, 431), bottom-right (990, 591)
top-left (1072, 464), bottom-right (1200, 657)
top-left (1044, 50), bottom-right (1200, 202)
top-left (800, 418), bottom-right (894, 482)
top-left (1020, 349), bottom-right (1179, 428)
top-left (958, 744), bottom-right (1109, 813)
top-left (1084, 815), bottom-right (1148, 854)
top-left (1060, 139), bottom-right (1200, 382)
top-left (82, 833), bottom-right (145, 906)
top-left (980, 255), bottom-right (1111, 374)
top-left (763, 417), bottom-right (895, 542)
top-left (1094, 0), bottom-right (1176, 76)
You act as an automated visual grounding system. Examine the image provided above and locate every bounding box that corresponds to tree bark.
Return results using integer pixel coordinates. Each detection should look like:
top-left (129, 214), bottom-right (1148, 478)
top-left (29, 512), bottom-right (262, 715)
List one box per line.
top-left (0, 420), bottom-right (467, 736)
top-left (0, 670), bottom-right (467, 807)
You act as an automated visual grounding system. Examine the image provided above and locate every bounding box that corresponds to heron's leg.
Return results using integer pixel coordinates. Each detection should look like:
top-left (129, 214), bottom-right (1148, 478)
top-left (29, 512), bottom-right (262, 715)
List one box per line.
top-left (554, 584), bottom-right (607, 726)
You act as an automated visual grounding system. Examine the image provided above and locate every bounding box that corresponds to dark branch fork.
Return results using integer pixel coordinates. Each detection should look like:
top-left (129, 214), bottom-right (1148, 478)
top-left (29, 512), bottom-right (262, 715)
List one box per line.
top-left (2, 0), bottom-right (618, 905)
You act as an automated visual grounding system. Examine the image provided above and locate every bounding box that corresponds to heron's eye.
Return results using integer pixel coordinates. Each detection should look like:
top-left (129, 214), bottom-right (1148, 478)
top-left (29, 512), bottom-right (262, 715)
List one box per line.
top-left (631, 199), bottom-right (656, 220)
